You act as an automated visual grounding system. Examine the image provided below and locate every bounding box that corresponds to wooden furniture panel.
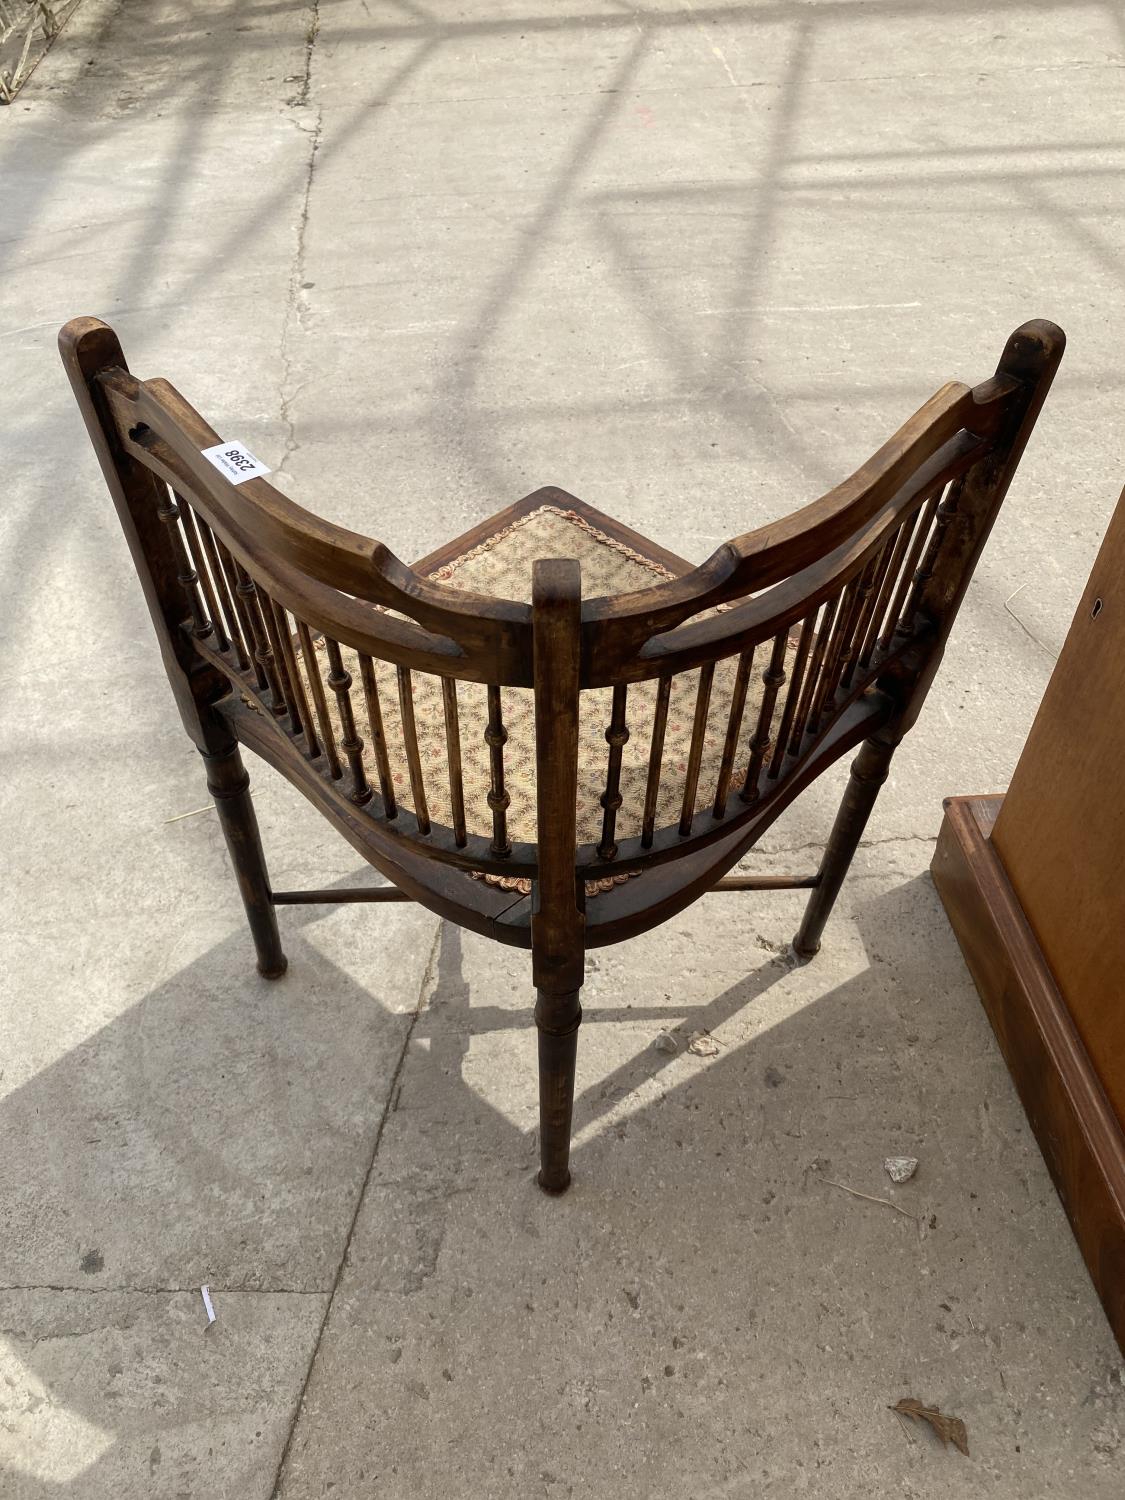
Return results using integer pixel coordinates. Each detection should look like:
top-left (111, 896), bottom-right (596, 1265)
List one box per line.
top-left (991, 498), bottom-right (1125, 1122)
top-left (933, 487), bottom-right (1125, 1354)
top-left (933, 796), bottom-right (1125, 1353)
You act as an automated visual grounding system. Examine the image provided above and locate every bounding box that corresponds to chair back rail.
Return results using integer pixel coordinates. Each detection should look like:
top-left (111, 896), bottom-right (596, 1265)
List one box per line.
top-left (61, 316), bottom-right (1065, 935)
top-left (96, 369), bottom-right (535, 685)
top-left (579, 375), bottom-right (1018, 674)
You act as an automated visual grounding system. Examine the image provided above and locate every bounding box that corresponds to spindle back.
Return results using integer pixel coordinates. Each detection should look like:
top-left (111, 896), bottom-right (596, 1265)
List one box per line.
top-left (61, 316), bottom-right (1063, 949)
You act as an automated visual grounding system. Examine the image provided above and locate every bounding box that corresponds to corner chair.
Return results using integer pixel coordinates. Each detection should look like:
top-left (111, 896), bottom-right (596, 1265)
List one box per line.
top-left (61, 317), bottom-right (1064, 1192)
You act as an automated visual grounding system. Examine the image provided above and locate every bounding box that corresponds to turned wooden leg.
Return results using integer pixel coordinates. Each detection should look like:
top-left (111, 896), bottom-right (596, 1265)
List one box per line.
top-left (201, 741), bottom-right (287, 979)
top-left (793, 734), bottom-right (897, 960)
top-left (535, 984), bottom-right (582, 1194)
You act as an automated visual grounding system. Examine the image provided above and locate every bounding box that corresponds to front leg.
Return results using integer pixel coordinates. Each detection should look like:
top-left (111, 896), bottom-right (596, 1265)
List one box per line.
top-left (202, 741), bottom-right (287, 979)
top-left (535, 978), bottom-right (583, 1194)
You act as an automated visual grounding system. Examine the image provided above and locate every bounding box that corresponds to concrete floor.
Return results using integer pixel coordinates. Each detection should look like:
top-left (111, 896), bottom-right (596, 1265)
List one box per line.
top-left (2, 0), bottom-right (1124, 1493)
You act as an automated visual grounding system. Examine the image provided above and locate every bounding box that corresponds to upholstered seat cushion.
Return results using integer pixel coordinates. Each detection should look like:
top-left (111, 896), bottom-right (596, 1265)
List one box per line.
top-left (296, 493), bottom-right (778, 850)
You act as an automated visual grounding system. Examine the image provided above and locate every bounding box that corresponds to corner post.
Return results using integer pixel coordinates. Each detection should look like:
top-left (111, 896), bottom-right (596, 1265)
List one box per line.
top-left (893, 318), bottom-right (1066, 736)
top-left (531, 559), bottom-right (585, 1194)
top-left (796, 320), bottom-right (1065, 957)
top-left (58, 316), bottom-right (227, 751)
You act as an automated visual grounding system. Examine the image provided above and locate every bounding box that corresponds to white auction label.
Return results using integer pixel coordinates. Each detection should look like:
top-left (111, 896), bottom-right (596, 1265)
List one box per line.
top-left (201, 440), bottom-right (271, 484)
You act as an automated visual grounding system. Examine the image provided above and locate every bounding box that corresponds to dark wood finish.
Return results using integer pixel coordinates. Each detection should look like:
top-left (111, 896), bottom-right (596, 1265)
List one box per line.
top-left (226, 692), bottom-right (537, 945)
top-left (98, 375), bottom-right (535, 687)
top-left (236, 560), bottom-right (288, 716)
top-left (842, 537), bottom-right (892, 689)
top-left (859, 510), bottom-right (919, 669)
top-left (61, 314), bottom-right (1064, 1195)
top-left (834, 549), bottom-right (879, 693)
top-left (441, 677), bottom-right (468, 848)
top-left (932, 796), bottom-right (1125, 1355)
top-left (493, 698), bottom-right (895, 950)
top-left (358, 653), bottom-right (395, 817)
top-left (796, 591), bottom-right (842, 741)
top-left (900, 479), bottom-right (961, 631)
top-left (711, 874), bottom-right (819, 891)
top-left (157, 485), bottom-right (212, 641)
top-left (772, 618), bottom-right (814, 770)
top-left (741, 629), bottom-right (789, 802)
top-left (298, 620), bottom-right (342, 779)
top-left (272, 873), bottom-right (819, 900)
top-left (259, 587), bottom-right (299, 725)
top-left (791, 320), bottom-right (1067, 955)
top-left (324, 637), bottom-right (372, 805)
top-left (216, 535), bottom-right (265, 687)
top-left (604, 432), bottom-right (994, 686)
top-left (397, 666), bottom-right (430, 834)
top-left (202, 741), bottom-right (287, 978)
top-left (597, 683), bottom-right (630, 860)
top-left (484, 684), bottom-right (512, 858)
top-left (713, 650), bottom-right (754, 814)
top-left (58, 319), bottom-right (230, 752)
top-left (678, 662), bottom-right (715, 835)
top-left (814, 571), bottom-right (865, 727)
top-left (272, 886), bottom-right (412, 904)
top-left (641, 674), bottom-right (672, 846)
top-left (179, 498), bottom-right (229, 652)
top-left (531, 560), bottom-right (585, 1194)
top-left (878, 494), bottom-right (939, 653)
top-left (793, 732), bottom-right (897, 958)
top-left (580, 387), bottom-right (1021, 685)
top-left (195, 510), bottom-right (246, 667)
top-left (270, 598), bottom-right (312, 748)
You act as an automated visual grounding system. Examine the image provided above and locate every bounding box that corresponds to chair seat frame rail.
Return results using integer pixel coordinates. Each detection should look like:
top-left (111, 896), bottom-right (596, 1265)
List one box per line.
top-left (61, 315), bottom-right (1064, 1193)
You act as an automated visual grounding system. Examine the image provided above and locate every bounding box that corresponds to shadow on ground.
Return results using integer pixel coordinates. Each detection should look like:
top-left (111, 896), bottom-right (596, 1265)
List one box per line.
top-left (5, 866), bottom-right (1119, 1495)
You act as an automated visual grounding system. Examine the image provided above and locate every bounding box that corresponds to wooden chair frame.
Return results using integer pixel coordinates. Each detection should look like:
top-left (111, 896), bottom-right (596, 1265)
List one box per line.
top-left (61, 316), bottom-right (1064, 1192)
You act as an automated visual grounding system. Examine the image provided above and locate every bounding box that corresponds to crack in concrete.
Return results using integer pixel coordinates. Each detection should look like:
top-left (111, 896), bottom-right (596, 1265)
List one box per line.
top-left (2, 1329), bottom-right (90, 1346)
top-left (277, 110), bottom-right (322, 472)
top-left (268, 918), bottom-right (442, 1499)
top-left (292, 0), bottom-right (320, 109)
top-left (755, 832), bottom-right (936, 858)
top-left (277, 0), bottom-right (323, 476)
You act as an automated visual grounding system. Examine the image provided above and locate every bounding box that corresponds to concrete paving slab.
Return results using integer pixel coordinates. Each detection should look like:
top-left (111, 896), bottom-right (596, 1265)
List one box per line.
top-left (0, 1287), bottom-right (325, 1497)
top-left (278, 852), bottom-right (1123, 1499)
top-left (0, 897), bottom-right (438, 1291)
